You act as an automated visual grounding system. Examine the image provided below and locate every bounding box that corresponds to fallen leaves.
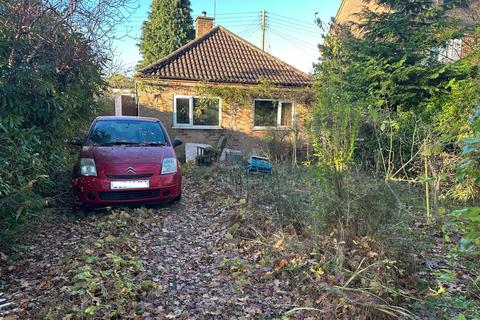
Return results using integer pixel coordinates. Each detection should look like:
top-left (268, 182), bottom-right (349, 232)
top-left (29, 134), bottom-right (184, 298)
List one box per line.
top-left (2, 164), bottom-right (479, 319)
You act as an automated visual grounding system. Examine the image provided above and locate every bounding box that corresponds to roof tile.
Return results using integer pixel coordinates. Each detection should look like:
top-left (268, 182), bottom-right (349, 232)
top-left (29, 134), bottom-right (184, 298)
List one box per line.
top-left (139, 26), bottom-right (312, 87)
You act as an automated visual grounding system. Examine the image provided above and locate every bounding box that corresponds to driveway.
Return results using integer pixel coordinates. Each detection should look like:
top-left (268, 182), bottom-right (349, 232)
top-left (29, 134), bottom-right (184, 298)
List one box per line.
top-left (1, 176), bottom-right (294, 319)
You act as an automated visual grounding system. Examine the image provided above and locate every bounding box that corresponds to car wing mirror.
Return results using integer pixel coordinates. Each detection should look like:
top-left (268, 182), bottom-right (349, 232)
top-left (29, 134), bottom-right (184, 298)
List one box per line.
top-left (70, 137), bottom-right (83, 147)
top-left (172, 138), bottom-right (182, 148)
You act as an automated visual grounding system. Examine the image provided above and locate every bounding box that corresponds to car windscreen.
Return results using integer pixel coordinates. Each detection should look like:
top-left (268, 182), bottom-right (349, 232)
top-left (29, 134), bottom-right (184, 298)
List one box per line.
top-left (88, 120), bottom-right (167, 146)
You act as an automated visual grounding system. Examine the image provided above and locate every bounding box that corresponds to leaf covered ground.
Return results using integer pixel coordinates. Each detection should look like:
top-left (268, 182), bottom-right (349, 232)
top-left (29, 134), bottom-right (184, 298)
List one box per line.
top-left (1, 164), bottom-right (479, 319)
top-left (0, 174), bottom-right (295, 319)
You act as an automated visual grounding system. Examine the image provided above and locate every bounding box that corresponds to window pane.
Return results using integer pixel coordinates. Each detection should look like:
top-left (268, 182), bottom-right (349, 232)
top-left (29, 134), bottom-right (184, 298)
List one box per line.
top-left (176, 98), bottom-right (190, 124)
top-left (193, 98), bottom-right (219, 126)
top-left (89, 120), bottom-right (166, 145)
top-left (280, 102), bottom-right (293, 126)
top-left (254, 100), bottom-right (278, 127)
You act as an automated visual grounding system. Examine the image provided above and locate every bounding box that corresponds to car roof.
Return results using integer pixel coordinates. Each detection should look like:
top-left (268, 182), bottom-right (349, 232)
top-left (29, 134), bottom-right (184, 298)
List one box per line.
top-left (95, 116), bottom-right (158, 122)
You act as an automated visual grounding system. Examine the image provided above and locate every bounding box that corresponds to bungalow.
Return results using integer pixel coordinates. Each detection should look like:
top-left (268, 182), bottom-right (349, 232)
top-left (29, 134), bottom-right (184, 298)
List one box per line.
top-left (135, 13), bottom-right (313, 161)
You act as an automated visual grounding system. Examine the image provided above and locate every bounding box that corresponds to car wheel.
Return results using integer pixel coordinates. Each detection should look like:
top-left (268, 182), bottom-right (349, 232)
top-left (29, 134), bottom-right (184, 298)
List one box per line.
top-left (173, 193), bottom-right (182, 203)
top-left (73, 203), bottom-right (92, 217)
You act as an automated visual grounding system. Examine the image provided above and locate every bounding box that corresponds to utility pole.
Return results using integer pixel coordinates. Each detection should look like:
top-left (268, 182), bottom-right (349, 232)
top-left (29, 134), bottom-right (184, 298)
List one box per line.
top-left (261, 10), bottom-right (267, 51)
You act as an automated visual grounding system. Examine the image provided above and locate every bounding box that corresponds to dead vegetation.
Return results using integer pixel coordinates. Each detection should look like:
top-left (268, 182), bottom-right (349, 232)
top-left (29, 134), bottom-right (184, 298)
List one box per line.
top-left (187, 163), bottom-right (480, 319)
top-left (0, 163), bottom-right (478, 319)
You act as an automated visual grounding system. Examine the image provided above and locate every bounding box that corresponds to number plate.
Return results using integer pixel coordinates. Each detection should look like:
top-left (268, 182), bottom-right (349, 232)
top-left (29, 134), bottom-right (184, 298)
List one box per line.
top-left (110, 180), bottom-right (149, 190)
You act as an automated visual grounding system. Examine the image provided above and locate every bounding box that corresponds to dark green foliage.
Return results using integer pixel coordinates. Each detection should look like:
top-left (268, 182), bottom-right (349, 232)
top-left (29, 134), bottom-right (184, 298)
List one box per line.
top-left (316, 0), bottom-right (479, 181)
top-left (327, 0), bottom-right (466, 114)
top-left (450, 108), bottom-right (480, 252)
top-left (313, 3), bottom-right (480, 315)
top-left (139, 0), bottom-right (194, 67)
top-left (457, 108), bottom-right (480, 185)
top-left (0, 1), bottom-right (105, 250)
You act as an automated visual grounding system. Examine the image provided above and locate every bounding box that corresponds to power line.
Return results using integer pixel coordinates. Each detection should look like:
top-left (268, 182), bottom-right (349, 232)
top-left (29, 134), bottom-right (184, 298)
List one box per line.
top-left (243, 29), bottom-right (260, 45)
top-left (215, 18), bottom-right (260, 23)
top-left (269, 21), bottom-right (321, 38)
top-left (269, 18), bottom-right (320, 34)
top-left (215, 11), bottom-right (259, 16)
top-left (237, 20), bottom-right (261, 37)
top-left (269, 28), bottom-right (316, 48)
top-left (273, 15), bottom-right (318, 30)
top-left (266, 29), bottom-right (272, 52)
top-left (268, 18), bottom-right (320, 34)
top-left (269, 29), bottom-right (317, 54)
top-left (218, 22), bottom-right (261, 28)
top-left (268, 11), bottom-right (318, 27)
top-left (270, 35), bottom-right (316, 56)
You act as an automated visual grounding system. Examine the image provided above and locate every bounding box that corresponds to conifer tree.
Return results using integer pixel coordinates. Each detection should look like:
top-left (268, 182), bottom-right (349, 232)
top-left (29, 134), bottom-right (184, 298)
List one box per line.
top-left (139, 0), bottom-right (194, 67)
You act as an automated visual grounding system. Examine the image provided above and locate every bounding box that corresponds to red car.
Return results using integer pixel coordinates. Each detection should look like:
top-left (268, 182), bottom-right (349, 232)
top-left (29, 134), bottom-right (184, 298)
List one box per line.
top-left (71, 116), bottom-right (182, 210)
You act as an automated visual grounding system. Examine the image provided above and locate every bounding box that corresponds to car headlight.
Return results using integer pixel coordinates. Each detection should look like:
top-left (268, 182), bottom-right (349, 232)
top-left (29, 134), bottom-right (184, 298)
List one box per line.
top-left (161, 158), bottom-right (177, 175)
top-left (79, 158), bottom-right (97, 176)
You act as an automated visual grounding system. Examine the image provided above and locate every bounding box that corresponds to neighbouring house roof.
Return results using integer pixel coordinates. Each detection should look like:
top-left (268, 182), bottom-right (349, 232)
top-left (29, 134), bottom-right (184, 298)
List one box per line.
top-left (138, 26), bottom-right (312, 87)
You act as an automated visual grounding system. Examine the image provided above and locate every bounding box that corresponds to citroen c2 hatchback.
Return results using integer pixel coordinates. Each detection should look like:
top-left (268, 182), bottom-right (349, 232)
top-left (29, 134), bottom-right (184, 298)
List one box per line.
top-left (71, 116), bottom-right (182, 208)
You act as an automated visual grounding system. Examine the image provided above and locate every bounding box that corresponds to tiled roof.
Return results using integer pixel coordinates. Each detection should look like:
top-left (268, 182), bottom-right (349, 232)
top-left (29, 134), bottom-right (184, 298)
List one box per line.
top-left (138, 26), bottom-right (311, 87)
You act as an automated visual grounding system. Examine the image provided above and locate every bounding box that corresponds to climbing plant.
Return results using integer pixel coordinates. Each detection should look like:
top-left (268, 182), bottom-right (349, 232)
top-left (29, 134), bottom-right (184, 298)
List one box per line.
top-left (193, 80), bottom-right (313, 162)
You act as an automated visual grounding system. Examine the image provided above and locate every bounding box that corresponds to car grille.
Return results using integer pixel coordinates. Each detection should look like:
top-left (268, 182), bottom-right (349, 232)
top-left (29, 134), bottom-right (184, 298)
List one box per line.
top-left (99, 189), bottom-right (160, 201)
top-left (106, 173), bottom-right (153, 179)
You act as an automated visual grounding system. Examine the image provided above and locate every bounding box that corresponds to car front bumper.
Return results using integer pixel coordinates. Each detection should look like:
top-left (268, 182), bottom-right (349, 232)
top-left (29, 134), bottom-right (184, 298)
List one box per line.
top-left (72, 173), bottom-right (182, 206)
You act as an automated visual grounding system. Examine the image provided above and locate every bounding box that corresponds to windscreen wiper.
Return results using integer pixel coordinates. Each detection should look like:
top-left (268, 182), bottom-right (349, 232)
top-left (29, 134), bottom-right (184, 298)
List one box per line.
top-left (99, 141), bottom-right (139, 146)
top-left (136, 142), bottom-right (167, 146)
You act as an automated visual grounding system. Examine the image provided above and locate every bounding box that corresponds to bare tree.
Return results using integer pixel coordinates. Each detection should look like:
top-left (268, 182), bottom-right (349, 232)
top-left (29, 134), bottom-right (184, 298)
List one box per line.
top-left (2, 0), bottom-right (138, 75)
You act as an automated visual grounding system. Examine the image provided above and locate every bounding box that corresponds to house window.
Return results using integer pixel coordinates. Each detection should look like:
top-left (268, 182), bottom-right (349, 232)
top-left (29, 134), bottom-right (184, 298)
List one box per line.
top-left (173, 95), bottom-right (221, 129)
top-left (253, 99), bottom-right (294, 129)
top-left (175, 97), bottom-right (190, 124)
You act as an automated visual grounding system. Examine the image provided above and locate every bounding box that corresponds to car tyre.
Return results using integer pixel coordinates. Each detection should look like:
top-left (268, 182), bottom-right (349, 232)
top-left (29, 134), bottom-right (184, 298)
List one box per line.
top-left (174, 193), bottom-right (182, 202)
top-left (73, 202), bottom-right (92, 217)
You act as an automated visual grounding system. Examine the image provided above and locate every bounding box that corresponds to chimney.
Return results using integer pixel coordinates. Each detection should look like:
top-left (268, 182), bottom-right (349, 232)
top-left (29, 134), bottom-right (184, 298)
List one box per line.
top-left (195, 11), bottom-right (214, 38)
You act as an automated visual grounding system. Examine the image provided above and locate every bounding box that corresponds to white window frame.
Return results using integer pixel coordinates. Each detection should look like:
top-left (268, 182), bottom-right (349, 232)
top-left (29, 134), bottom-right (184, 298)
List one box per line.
top-left (253, 99), bottom-right (295, 130)
top-left (173, 95), bottom-right (222, 129)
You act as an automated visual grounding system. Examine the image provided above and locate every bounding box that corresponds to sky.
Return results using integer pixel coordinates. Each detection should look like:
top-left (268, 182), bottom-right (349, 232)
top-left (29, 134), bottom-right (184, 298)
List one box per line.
top-left (113, 0), bottom-right (341, 74)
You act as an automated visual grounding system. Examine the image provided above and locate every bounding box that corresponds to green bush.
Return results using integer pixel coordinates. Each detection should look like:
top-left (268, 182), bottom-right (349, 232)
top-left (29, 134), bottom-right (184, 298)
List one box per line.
top-left (451, 108), bottom-right (480, 253)
top-left (0, 2), bottom-right (105, 250)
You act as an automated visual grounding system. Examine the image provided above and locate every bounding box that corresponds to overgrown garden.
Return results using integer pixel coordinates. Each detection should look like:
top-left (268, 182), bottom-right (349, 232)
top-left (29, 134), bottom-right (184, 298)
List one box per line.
top-left (1, 0), bottom-right (479, 318)
top-left (310, 0), bottom-right (479, 254)
top-left (194, 0), bottom-right (479, 317)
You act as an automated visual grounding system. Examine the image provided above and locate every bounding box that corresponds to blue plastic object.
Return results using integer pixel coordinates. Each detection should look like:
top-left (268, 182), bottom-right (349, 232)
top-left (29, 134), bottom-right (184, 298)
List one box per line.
top-left (247, 155), bottom-right (272, 173)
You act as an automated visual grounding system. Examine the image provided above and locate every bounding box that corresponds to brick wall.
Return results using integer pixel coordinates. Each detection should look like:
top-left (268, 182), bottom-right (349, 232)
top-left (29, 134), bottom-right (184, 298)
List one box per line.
top-left (335, 0), bottom-right (382, 25)
top-left (336, 0), bottom-right (480, 26)
top-left (137, 80), bottom-right (313, 161)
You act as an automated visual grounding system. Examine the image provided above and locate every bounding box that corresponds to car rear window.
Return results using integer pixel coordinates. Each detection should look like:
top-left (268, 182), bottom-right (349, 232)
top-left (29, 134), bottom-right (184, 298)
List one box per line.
top-left (89, 120), bottom-right (167, 146)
